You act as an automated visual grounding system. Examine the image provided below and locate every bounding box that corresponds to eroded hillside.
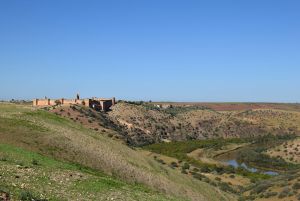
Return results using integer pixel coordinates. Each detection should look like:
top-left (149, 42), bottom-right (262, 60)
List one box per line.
top-left (107, 102), bottom-right (300, 145)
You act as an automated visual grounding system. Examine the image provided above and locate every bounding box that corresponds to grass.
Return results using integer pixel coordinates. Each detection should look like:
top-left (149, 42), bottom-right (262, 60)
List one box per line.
top-left (0, 103), bottom-right (234, 201)
top-left (0, 143), bottom-right (183, 201)
top-left (71, 177), bottom-right (124, 192)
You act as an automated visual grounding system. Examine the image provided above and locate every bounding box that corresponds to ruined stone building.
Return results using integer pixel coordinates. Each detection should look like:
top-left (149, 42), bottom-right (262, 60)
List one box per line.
top-left (33, 94), bottom-right (116, 111)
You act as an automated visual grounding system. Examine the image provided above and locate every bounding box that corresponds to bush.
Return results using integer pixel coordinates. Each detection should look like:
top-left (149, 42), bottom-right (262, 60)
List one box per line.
top-left (200, 166), bottom-right (211, 173)
top-left (218, 182), bottom-right (236, 193)
top-left (32, 159), bottom-right (39, 166)
top-left (263, 191), bottom-right (278, 198)
top-left (20, 191), bottom-right (34, 201)
top-left (237, 197), bottom-right (246, 201)
top-left (192, 167), bottom-right (199, 172)
top-left (278, 187), bottom-right (291, 198)
top-left (0, 155), bottom-right (7, 161)
top-left (229, 174), bottom-right (235, 178)
top-left (203, 178), bottom-right (210, 183)
top-left (215, 177), bottom-right (221, 182)
top-left (215, 166), bottom-right (225, 174)
top-left (292, 182), bottom-right (300, 190)
top-left (181, 169), bottom-right (188, 174)
top-left (182, 163), bottom-right (190, 170)
top-left (19, 190), bottom-right (47, 201)
top-left (157, 159), bottom-right (166, 165)
top-left (170, 162), bottom-right (178, 168)
top-left (193, 173), bottom-right (205, 180)
top-left (251, 182), bottom-right (272, 195)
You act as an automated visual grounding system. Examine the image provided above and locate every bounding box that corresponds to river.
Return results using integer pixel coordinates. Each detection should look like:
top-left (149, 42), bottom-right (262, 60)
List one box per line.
top-left (215, 147), bottom-right (279, 176)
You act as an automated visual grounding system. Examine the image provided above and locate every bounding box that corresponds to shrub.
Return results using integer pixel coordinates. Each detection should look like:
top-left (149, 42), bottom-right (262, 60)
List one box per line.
top-left (215, 166), bottom-right (225, 174)
top-left (219, 182), bottom-right (236, 193)
top-left (182, 163), bottom-right (190, 170)
top-left (251, 182), bottom-right (272, 194)
top-left (170, 162), bottom-right (178, 168)
top-left (263, 191), bottom-right (278, 198)
top-left (193, 173), bottom-right (205, 180)
top-left (192, 167), bottom-right (199, 172)
top-left (203, 178), bottom-right (210, 183)
top-left (215, 177), bottom-right (221, 182)
top-left (292, 182), bottom-right (300, 190)
top-left (237, 197), bottom-right (246, 201)
top-left (278, 187), bottom-right (291, 198)
top-left (288, 191), bottom-right (295, 197)
top-left (209, 181), bottom-right (217, 186)
top-left (157, 159), bottom-right (166, 165)
top-left (200, 166), bottom-right (210, 173)
top-left (229, 174), bottom-right (235, 178)
top-left (181, 169), bottom-right (188, 174)
top-left (19, 190), bottom-right (47, 201)
top-left (32, 159), bottom-right (39, 166)
top-left (237, 148), bottom-right (298, 171)
top-left (297, 194), bottom-right (300, 201)
top-left (0, 155), bottom-right (7, 161)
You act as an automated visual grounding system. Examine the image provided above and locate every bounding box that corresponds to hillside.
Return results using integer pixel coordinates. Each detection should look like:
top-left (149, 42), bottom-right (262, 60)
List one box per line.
top-left (144, 136), bottom-right (300, 201)
top-left (107, 102), bottom-right (300, 145)
top-left (0, 144), bottom-right (180, 201)
top-left (0, 103), bottom-right (233, 201)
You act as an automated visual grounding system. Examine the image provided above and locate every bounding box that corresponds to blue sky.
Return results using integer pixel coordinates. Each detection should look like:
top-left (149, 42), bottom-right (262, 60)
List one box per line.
top-left (0, 0), bottom-right (299, 102)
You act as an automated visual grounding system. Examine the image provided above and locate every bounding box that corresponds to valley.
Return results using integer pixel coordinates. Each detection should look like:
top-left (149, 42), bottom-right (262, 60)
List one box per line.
top-left (1, 1), bottom-right (299, 200)
top-left (1, 101), bottom-right (300, 201)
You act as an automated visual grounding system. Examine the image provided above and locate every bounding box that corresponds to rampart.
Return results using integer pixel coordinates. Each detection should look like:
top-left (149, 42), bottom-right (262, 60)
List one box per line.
top-left (33, 96), bottom-right (116, 112)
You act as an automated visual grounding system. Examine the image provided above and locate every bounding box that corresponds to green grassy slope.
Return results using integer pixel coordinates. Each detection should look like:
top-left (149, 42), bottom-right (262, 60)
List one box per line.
top-left (0, 144), bottom-right (181, 201)
top-left (0, 103), bottom-right (234, 201)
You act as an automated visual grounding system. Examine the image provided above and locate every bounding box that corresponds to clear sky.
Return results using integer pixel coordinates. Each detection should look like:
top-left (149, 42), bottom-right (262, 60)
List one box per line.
top-left (0, 0), bottom-right (299, 102)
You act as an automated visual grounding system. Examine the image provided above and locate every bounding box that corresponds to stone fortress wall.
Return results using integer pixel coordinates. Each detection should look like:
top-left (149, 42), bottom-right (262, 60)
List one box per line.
top-left (33, 94), bottom-right (116, 112)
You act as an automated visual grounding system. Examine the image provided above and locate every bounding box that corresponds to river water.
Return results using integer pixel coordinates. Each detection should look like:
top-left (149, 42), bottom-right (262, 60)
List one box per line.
top-left (225, 159), bottom-right (279, 175)
top-left (215, 148), bottom-right (279, 176)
